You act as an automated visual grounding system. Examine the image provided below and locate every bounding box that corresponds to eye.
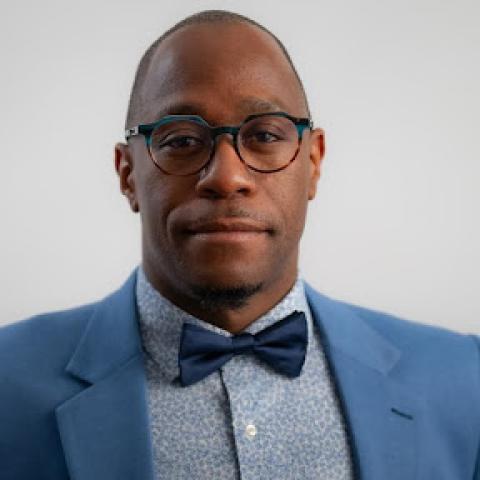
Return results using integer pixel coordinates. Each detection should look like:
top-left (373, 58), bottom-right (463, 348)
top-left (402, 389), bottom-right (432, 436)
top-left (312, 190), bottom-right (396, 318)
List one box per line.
top-left (151, 134), bottom-right (207, 153)
top-left (150, 121), bottom-right (209, 152)
top-left (161, 136), bottom-right (204, 149)
top-left (243, 126), bottom-right (285, 145)
top-left (251, 131), bottom-right (281, 143)
top-left (241, 119), bottom-right (289, 146)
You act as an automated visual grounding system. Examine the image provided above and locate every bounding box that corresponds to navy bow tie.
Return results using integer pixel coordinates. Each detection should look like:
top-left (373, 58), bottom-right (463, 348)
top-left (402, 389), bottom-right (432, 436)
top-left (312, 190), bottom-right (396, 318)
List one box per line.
top-left (178, 310), bottom-right (308, 386)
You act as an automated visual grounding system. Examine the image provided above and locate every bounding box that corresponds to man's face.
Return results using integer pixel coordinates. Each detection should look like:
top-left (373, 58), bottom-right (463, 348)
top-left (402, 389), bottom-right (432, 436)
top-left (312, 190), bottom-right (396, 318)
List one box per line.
top-left (116, 22), bottom-right (324, 307)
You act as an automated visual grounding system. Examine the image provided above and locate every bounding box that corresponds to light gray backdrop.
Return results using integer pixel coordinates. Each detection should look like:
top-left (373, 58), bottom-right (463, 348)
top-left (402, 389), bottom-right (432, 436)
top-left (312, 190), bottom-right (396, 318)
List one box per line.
top-left (1, 0), bottom-right (479, 333)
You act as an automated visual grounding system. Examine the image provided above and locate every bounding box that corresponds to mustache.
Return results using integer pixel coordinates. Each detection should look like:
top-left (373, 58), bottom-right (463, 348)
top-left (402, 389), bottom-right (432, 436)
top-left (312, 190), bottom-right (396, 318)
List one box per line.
top-left (176, 206), bottom-right (276, 233)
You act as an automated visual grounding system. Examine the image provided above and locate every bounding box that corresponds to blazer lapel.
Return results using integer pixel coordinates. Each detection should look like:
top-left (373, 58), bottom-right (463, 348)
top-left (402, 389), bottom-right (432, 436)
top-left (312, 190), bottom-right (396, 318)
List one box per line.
top-left (55, 271), bottom-right (155, 480)
top-left (305, 284), bottom-right (423, 480)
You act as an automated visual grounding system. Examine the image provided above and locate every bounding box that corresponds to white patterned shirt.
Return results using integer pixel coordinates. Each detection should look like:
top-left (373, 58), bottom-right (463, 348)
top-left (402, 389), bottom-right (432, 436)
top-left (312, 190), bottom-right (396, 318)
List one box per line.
top-left (135, 266), bottom-right (354, 479)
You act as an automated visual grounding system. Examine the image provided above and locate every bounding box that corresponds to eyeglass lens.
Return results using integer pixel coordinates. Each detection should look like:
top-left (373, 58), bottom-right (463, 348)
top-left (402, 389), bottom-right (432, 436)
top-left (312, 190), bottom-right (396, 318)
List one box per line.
top-left (148, 114), bottom-right (300, 175)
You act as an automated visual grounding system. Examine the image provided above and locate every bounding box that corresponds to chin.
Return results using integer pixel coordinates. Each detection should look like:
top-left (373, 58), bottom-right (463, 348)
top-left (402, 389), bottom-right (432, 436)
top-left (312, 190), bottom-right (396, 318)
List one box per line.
top-left (187, 279), bottom-right (263, 311)
top-left (179, 264), bottom-right (266, 310)
top-left (184, 260), bottom-right (265, 287)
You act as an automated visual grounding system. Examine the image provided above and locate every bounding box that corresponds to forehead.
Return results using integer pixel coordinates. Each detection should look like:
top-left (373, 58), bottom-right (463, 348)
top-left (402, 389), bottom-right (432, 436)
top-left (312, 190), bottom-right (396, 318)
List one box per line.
top-left (137, 22), bottom-right (306, 124)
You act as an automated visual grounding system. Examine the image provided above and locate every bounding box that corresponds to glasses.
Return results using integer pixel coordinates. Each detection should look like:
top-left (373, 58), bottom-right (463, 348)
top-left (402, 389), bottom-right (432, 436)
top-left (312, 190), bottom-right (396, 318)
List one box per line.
top-left (125, 111), bottom-right (313, 176)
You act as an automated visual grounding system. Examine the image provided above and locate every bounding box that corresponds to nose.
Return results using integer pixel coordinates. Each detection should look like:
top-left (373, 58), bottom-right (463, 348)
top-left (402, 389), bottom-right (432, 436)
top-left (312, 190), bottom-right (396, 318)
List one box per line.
top-left (195, 134), bottom-right (257, 199)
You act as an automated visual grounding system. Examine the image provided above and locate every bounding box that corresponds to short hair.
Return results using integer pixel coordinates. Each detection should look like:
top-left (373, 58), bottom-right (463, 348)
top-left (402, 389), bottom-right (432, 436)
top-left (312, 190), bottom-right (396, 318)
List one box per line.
top-left (125, 9), bottom-right (310, 129)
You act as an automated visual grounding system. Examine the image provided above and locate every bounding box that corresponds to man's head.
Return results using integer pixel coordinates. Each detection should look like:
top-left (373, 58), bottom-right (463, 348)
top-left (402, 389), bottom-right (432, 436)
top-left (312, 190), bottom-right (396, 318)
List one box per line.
top-left (115, 10), bottom-right (324, 322)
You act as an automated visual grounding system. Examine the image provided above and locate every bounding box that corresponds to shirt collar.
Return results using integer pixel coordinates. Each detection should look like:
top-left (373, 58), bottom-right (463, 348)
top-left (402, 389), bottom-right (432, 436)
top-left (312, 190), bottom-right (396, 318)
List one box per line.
top-left (135, 265), bottom-right (312, 383)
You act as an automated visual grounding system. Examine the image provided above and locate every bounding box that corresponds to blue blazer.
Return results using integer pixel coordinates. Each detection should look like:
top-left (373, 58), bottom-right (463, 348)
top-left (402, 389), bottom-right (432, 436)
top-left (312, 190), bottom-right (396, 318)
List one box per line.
top-left (1, 271), bottom-right (479, 480)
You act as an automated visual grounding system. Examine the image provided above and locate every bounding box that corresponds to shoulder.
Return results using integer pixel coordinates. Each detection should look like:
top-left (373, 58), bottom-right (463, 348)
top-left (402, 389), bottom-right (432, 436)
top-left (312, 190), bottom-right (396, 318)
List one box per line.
top-left (304, 282), bottom-right (480, 392)
top-left (348, 299), bottom-right (480, 380)
top-left (305, 282), bottom-right (479, 354)
top-left (349, 297), bottom-right (477, 348)
top-left (0, 303), bottom-right (102, 477)
top-left (0, 302), bottom-right (97, 378)
top-left (347, 296), bottom-right (478, 359)
top-left (0, 271), bottom-right (138, 367)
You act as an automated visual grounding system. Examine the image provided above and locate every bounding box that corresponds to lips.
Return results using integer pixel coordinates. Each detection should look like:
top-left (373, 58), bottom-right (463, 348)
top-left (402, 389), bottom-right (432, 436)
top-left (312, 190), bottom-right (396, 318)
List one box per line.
top-left (185, 219), bottom-right (271, 235)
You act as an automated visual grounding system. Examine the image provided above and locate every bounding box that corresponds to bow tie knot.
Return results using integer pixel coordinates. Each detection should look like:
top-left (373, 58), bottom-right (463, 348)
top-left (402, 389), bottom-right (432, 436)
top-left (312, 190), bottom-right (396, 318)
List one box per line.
top-left (232, 333), bottom-right (256, 354)
top-left (178, 310), bottom-right (308, 386)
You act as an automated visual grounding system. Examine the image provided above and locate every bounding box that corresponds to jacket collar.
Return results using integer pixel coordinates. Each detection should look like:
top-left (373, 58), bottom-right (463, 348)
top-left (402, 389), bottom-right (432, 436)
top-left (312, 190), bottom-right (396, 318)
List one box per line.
top-left (303, 282), bottom-right (401, 374)
top-left (65, 270), bottom-right (141, 384)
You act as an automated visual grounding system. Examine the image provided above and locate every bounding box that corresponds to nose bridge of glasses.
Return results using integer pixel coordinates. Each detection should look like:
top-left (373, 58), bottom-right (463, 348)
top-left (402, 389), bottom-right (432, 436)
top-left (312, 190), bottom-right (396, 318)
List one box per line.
top-left (209, 125), bottom-right (241, 155)
top-left (211, 125), bottom-right (238, 141)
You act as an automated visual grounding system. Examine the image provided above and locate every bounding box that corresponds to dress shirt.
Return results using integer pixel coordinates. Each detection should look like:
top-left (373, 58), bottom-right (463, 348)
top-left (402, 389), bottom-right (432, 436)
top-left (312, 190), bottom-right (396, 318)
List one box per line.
top-left (136, 266), bottom-right (354, 479)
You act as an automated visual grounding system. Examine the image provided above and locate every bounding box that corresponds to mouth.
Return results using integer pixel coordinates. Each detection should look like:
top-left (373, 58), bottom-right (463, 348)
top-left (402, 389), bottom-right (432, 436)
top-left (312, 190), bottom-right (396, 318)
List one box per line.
top-left (184, 219), bottom-right (273, 242)
top-left (187, 219), bottom-right (271, 233)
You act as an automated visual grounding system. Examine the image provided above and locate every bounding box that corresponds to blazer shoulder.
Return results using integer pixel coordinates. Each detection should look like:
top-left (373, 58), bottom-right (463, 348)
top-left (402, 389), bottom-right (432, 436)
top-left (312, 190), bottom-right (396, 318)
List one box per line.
top-left (304, 282), bottom-right (480, 388)
top-left (346, 300), bottom-right (479, 354)
top-left (0, 302), bottom-right (97, 377)
top-left (0, 301), bottom-right (96, 342)
top-left (0, 270), bottom-right (138, 383)
top-left (305, 282), bottom-right (478, 350)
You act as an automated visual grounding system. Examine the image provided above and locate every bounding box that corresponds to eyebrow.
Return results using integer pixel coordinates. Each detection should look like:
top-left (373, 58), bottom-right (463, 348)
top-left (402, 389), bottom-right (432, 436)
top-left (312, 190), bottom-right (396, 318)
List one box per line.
top-left (237, 97), bottom-right (285, 114)
top-left (151, 102), bottom-right (206, 120)
top-left (150, 97), bottom-right (287, 123)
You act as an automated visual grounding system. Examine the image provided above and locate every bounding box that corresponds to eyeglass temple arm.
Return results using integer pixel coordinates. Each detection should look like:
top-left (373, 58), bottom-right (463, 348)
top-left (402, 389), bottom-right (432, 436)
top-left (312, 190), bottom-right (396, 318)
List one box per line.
top-left (125, 126), bottom-right (139, 141)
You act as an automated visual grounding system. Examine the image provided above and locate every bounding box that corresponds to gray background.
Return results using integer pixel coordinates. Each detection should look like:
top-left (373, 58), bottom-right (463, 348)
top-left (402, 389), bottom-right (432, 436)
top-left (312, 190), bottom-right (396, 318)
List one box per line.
top-left (1, 0), bottom-right (479, 333)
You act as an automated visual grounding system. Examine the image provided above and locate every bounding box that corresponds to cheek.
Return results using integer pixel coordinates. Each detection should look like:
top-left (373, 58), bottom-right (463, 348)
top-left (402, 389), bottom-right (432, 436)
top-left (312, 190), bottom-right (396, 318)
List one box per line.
top-left (137, 173), bottom-right (192, 243)
top-left (265, 164), bottom-right (311, 241)
top-left (283, 192), bottom-right (309, 240)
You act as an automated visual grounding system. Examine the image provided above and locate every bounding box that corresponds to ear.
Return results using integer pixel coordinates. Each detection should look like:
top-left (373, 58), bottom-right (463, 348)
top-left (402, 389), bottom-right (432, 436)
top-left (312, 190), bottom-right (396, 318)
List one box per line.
top-left (307, 128), bottom-right (325, 200)
top-left (115, 142), bottom-right (139, 212)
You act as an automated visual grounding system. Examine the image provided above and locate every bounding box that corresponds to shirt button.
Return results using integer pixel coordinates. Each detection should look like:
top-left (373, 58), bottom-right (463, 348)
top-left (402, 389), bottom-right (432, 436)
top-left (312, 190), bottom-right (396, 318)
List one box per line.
top-left (245, 424), bottom-right (257, 438)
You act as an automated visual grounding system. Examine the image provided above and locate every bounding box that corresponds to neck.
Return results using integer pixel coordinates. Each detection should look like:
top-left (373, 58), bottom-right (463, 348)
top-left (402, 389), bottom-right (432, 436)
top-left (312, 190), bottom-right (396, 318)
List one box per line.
top-left (142, 264), bottom-right (298, 334)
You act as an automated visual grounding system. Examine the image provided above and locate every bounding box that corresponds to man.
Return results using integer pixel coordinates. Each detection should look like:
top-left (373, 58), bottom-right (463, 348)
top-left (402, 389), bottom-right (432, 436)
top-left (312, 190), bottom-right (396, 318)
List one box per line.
top-left (0, 9), bottom-right (479, 480)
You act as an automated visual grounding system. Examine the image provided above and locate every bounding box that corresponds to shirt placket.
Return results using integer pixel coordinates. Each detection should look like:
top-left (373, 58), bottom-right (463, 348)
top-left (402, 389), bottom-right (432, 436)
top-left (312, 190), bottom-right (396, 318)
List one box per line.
top-left (220, 353), bottom-right (276, 480)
